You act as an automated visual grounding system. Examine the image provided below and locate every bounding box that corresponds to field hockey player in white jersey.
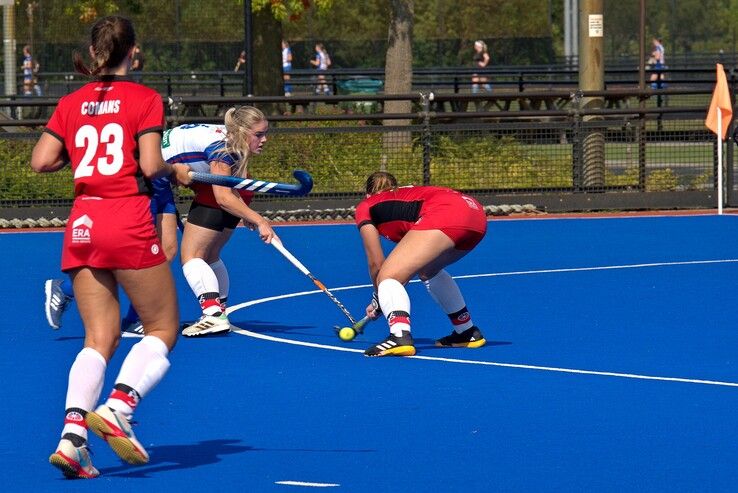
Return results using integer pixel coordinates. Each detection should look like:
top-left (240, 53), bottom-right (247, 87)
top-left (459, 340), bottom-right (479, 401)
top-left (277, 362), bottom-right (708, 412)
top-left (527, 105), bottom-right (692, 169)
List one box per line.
top-left (163, 106), bottom-right (277, 336)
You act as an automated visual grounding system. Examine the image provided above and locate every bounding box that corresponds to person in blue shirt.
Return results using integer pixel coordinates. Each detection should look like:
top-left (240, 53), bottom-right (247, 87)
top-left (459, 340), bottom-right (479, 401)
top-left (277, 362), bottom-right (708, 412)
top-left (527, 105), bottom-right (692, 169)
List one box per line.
top-left (282, 40), bottom-right (293, 96)
top-left (310, 43), bottom-right (332, 95)
top-left (649, 37), bottom-right (666, 89)
top-left (21, 45), bottom-right (41, 96)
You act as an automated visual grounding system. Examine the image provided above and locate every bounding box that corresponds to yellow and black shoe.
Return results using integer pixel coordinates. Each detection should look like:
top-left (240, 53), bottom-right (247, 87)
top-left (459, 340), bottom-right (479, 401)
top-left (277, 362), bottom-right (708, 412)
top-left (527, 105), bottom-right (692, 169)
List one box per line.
top-left (364, 331), bottom-right (416, 357)
top-left (435, 326), bottom-right (486, 348)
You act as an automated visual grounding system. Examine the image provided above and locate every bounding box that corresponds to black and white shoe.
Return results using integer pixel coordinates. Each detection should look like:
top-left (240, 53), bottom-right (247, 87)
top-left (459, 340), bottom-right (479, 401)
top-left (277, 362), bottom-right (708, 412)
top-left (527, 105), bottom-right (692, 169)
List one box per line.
top-left (121, 320), bottom-right (145, 338)
top-left (435, 326), bottom-right (486, 348)
top-left (364, 331), bottom-right (416, 357)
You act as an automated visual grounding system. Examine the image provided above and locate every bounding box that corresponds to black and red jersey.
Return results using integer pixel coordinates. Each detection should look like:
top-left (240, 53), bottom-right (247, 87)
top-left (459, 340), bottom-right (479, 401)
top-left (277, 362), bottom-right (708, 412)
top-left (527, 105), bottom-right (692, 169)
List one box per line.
top-left (355, 185), bottom-right (483, 243)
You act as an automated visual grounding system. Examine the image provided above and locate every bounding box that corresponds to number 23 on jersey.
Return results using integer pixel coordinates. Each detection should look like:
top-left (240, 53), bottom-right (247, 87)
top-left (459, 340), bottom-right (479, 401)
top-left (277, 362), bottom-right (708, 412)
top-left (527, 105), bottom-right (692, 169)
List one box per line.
top-left (73, 123), bottom-right (125, 178)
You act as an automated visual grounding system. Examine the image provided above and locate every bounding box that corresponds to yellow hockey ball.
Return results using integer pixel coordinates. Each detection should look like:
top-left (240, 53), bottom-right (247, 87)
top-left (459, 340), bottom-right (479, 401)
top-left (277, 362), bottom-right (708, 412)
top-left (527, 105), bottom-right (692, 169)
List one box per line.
top-left (338, 327), bottom-right (356, 341)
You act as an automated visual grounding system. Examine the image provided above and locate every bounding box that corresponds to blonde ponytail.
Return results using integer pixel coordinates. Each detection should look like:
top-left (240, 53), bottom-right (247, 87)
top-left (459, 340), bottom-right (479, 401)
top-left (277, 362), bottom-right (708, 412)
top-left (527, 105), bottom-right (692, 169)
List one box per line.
top-left (221, 106), bottom-right (266, 178)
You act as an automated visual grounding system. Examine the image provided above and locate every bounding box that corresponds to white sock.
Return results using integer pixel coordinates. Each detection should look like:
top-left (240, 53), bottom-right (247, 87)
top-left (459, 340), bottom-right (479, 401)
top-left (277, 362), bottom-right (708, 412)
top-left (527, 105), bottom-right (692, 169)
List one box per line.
top-left (183, 258), bottom-right (222, 315)
top-left (209, 259), bottom-right (230, 301)
top-left (424, 270), bottom-right (465, 312)
top-left (106, 336), bottom-right (171, 418)
top-left (62, 347), bottom-right (106, 440)
top-left (378, 278), bottom-right (411, 337)
top-left (424, 270), bottom-right (474, 332)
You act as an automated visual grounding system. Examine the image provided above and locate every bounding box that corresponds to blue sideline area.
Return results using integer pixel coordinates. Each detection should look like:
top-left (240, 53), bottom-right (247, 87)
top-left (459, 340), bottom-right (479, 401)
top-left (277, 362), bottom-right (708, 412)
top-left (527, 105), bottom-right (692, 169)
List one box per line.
top-left (3, 214), bottom-right (738, 492)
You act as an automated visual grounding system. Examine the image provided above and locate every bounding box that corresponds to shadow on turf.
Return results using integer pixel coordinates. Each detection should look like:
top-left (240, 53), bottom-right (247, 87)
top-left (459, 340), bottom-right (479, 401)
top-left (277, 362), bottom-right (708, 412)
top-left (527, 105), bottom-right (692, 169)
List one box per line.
top-left (102, 439), bottom-right (253, 477)
top-left (215, 319), bottom-right (514, 349)
top-left (229, 319), bottom-right (319, 335)
top-left (102, 438), bottom-right (374, 477)
top-left (412, 337), bottom-right (512, 351)
top-left (176, 319), bottom-right (317, 336)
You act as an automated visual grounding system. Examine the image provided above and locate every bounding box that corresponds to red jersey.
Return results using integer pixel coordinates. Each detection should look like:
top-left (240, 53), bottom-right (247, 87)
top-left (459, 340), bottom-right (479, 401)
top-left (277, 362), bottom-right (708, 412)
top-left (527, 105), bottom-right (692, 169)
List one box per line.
top-left (45, 76), bottom-right (167, 270)
top-left (355, 186), bottom-right (487, 248)
top-left (44, 76), bottom-right (164, 198)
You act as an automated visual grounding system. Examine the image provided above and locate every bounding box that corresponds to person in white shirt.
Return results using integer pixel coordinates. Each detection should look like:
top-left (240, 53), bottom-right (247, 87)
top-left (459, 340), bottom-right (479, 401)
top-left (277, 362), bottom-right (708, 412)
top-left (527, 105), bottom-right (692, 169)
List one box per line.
top-left (163, 107), bottom-right (278, 337)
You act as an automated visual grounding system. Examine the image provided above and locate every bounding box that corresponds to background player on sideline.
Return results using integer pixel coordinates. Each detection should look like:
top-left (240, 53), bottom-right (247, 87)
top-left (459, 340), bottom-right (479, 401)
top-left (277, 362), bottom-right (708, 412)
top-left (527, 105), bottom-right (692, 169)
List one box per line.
top-left (355, 172), bottom-right (488, 357)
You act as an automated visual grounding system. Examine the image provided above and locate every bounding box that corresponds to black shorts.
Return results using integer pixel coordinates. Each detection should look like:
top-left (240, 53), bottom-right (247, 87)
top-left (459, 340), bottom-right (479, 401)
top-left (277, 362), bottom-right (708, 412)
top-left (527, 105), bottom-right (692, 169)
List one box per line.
top-left (187, 201), bottom-right (240, 232)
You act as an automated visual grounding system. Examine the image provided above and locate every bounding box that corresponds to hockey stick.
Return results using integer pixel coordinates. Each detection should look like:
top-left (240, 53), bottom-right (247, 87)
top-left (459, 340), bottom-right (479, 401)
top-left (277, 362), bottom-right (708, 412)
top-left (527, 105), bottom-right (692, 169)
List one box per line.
top-left (350, 315), bottom-right (371, 334)
top-left (188, 169), bottom-right (313, 196)
top-left (271, 238), bottom-right (359, 326)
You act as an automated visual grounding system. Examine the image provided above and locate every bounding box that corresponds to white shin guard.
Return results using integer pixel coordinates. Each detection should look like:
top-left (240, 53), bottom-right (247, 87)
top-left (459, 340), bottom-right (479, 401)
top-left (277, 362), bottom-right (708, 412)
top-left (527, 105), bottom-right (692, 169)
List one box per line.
top-left (112, 335), bottom-right (171, 403)
top-left (423, 269), bottom-right (466, 314)
top-left (65, 347), bottom-right (107, 412)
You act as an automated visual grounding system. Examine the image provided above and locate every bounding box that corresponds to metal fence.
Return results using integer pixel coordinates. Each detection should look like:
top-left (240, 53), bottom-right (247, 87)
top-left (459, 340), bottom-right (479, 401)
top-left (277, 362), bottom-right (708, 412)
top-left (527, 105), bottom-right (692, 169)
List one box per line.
top-left (0, 88), bottom-right (732, 224)
top-left (14, 65), bottom-right (738, 101)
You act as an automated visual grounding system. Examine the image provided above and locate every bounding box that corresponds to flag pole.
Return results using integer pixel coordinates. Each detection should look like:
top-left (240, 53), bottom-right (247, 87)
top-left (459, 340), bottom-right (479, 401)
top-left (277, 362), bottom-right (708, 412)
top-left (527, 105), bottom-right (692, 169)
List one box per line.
top-left (706, 63), bottom-right (732, 215)
top-left (718, 111), bottom-right (723, 215)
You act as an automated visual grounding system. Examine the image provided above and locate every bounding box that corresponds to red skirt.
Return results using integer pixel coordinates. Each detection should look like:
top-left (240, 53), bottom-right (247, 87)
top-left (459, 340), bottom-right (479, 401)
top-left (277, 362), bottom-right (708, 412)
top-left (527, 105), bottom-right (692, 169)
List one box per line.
top-left (414, 194), bottom-right (488, 251)
top-left (62, 195), bottom-right (166, 271)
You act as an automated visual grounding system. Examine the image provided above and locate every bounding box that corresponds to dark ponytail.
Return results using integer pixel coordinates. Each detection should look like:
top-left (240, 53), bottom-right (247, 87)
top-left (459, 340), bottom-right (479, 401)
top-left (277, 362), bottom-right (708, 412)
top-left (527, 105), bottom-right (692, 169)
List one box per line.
top-left (73, 16), bottom-right (135, 76)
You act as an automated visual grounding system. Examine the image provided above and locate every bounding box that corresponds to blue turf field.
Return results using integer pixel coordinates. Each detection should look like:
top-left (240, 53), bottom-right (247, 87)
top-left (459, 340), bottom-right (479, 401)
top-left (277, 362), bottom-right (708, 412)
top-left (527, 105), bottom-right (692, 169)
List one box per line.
top-left (4, 214), bottom-right (738, 492)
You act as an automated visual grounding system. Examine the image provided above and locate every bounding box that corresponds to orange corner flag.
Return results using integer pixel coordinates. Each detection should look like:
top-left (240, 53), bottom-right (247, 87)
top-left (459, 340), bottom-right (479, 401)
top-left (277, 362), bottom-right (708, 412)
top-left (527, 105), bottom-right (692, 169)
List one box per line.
top-left (705, 63), bottom-right (733, 139)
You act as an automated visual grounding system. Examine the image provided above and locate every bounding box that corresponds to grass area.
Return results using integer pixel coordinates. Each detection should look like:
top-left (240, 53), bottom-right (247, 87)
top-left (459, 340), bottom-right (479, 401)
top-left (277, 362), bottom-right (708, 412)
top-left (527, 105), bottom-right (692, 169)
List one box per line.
top-left (532, 141), bottom-right (713, 164)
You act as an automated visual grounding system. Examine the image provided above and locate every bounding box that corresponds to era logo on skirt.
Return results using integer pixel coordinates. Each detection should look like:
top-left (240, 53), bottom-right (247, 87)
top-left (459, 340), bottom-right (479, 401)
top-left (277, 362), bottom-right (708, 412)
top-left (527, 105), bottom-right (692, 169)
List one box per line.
top-left (72, 214), bottom-right (93, 244)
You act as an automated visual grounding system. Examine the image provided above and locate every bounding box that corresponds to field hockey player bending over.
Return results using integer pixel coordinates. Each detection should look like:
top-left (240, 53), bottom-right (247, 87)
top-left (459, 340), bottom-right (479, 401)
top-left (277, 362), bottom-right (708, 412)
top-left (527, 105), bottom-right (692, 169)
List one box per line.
top-left (355, 172), bottom-right (488, 357)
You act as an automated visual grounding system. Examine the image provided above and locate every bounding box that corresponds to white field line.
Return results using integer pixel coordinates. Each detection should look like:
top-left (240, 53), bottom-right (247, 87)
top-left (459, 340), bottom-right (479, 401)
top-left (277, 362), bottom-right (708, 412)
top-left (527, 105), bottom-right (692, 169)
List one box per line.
top-left (275, 480), bottom-right (340, 487)
top-left (228, 258), bottom-right (738, 388)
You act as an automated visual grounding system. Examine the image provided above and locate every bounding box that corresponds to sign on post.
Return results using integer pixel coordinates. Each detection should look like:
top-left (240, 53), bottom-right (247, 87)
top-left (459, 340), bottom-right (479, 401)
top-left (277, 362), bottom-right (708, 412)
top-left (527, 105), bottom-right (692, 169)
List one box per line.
top-left (588, 14), bottom-right (603, 37)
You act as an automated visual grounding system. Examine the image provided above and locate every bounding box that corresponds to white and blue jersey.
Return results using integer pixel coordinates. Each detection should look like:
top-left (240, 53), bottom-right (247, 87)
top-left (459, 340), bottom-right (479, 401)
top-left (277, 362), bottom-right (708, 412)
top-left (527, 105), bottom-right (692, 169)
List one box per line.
top-left (161, 123), bottom-right (252, 209)
top-left (653, 42), bottom-right (665, 67)
top-left (282, 47), bottom-right (292, 71)
top-left (22, 54), bottom-right (34, 82)
top-left (161, 124), bottom-right (239, 173)
top-left (316, 51), bottom-right (329, 70)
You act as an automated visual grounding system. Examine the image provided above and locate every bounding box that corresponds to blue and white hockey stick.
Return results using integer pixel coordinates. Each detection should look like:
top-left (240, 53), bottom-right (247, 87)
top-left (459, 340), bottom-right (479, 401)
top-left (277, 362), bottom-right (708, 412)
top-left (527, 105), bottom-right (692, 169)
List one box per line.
top-left (188, 169), bottom-right (313, 196)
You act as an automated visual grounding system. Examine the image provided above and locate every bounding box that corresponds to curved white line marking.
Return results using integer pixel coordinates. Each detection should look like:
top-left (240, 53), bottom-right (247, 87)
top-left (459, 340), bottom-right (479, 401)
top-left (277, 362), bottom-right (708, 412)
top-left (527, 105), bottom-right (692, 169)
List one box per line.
top-left (230, 327), bottom-right (738, 388)
top-left (228, 258), bottom-right (738, 313)
top-left (227, 258), bottom-right (738, 388)
top-left (275, 480), bottom-right (340, 487)
top-left (452, 258), bottom-right (738, 280)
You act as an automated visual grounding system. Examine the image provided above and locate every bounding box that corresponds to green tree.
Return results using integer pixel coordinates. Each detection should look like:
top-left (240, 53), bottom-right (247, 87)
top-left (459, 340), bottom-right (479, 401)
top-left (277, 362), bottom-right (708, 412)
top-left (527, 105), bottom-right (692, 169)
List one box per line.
top-left (245, 1), bottom-right (336, 96)
top-left (603, 0), bottom-right (732, 59)
top-left (383, 0), bottom-right (413, 153)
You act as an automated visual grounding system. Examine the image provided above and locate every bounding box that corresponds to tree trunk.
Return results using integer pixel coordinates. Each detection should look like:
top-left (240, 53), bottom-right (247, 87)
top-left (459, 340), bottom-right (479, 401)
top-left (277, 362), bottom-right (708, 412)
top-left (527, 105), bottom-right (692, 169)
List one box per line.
top-left (383, 0), bottom-right (414, 154)
top-left (251, 8), bottom-right (284, 111)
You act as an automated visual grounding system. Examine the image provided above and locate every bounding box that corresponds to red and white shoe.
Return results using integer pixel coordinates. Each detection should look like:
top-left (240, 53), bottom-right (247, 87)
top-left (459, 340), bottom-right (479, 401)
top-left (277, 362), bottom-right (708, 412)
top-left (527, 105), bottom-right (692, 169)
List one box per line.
top-left (85, 405), bottom-right (149, 464)
top-left (49, 438), bottom-right (99, 479)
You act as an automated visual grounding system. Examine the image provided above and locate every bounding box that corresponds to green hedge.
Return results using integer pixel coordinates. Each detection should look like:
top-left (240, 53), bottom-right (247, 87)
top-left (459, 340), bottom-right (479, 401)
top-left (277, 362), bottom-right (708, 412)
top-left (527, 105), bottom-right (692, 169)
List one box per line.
top-left (429, 135), bottom-right (572, 189)
top-left (1, 131), bottom-right (706, 201)
top-left (0, 139), bottom-right (75, 201)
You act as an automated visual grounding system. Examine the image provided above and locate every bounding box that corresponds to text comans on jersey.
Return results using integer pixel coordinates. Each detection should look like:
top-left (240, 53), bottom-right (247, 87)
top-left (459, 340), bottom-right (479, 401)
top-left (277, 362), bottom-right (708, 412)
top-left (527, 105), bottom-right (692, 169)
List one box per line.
top-left (81, 100), bottom-right (121, 116)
